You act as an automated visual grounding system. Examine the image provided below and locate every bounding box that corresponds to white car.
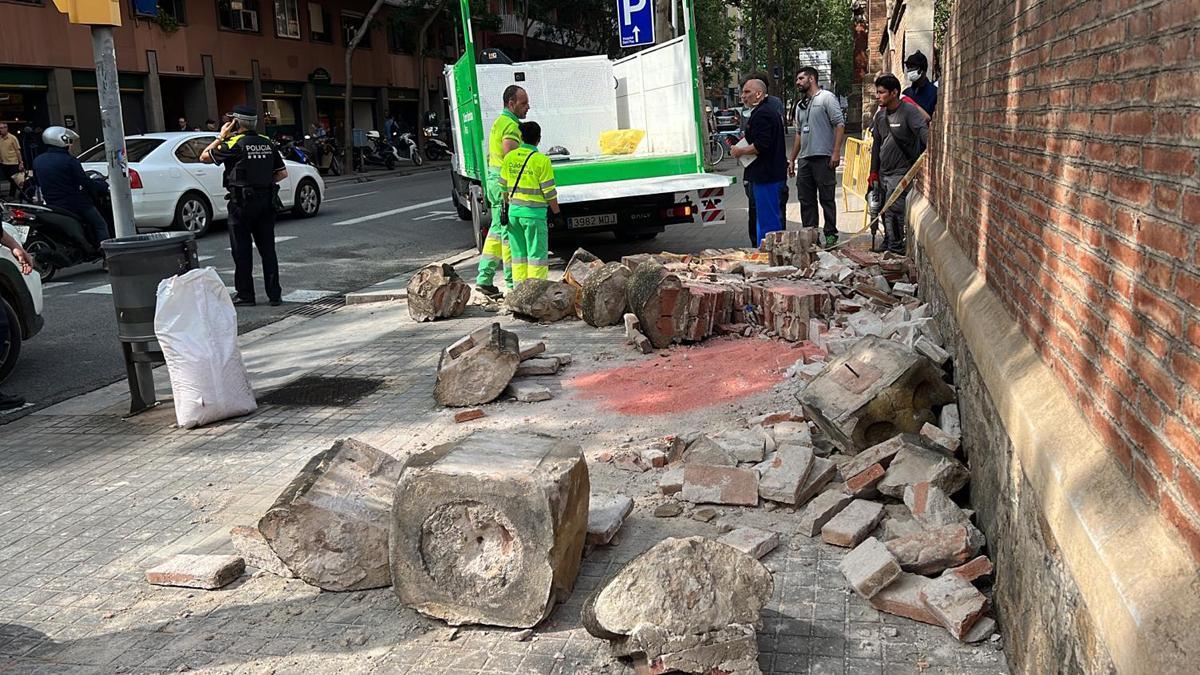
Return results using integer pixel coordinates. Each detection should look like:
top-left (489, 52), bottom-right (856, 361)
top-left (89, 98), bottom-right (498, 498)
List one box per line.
top-left (0, 219), bottom-right (43, 382)
top-left (78, 132), bottom-right (324, 237)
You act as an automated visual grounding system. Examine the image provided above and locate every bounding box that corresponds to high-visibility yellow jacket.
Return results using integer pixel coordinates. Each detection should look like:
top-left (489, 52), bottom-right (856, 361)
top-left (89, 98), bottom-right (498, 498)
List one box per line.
top-left (488, 110), bottom-right (522, 169)
top-left (498, 144), bottom-right (557, 209)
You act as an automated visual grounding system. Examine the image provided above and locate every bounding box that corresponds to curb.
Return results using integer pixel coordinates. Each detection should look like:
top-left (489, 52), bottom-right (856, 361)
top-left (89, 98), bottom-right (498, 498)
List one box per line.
top-left (344, 247), bottom-right (479, 305)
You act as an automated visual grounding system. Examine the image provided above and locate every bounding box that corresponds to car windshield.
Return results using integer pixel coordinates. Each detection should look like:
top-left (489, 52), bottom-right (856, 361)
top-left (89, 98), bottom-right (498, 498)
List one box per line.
top-left (77, 138), bottom-right (165, 163)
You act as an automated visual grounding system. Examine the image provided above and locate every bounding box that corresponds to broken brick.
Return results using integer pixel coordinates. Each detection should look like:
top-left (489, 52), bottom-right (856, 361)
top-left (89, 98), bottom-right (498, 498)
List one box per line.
top-left (821, 499), bottom-right (886, 548)
top-left (904, 482), bottom-right (970, 529)
top-left (717, 527), bottom-right (780, 559)
top-left (681, 465), bottom-right (759, 507)
top-left (794, 456), bottom-right (839, 506)
top-left (659, 468), bottom-right (685, 495)
top-left (519, 341), bottom-right (547, 360)
top-left (920, 571), bottom-right (989, 640)
top-left (869, 573), bottom-right (940, 625)
top-left (919, 423), bottom-right (961, 455)
top-left (454, 409), bottom-right (485, 423)
top-left (947, 555), bottom-right (993, 583)
top-left (843, 463), bottom-right (886, 497)
top-left (758, 444), bottom-right (815, 505)
top-left (885, 523), bottom-right (984, 575)
top-left (146, 554), bottom-right (245, 590)
top-left (878, 443), bottom-right (970, 499)
top-left (798, 488), bottom-right (854, 537)
top-left (839, 537), bottom-right (902, 599)
top-left (587, 495), bottom-right (634, 546)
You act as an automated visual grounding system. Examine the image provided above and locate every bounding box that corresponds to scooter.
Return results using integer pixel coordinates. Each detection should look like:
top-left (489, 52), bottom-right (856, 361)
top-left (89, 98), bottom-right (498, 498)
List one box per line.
top-left (276, 134), bottom-right (311, 165)
top-left (395, 131), bottom-right (424, 166)
top-left (7, 171), bottom-right (113, 281)
top-left (422, 126), bottom-right (450, 161)
top-left (306, 135), bottom-right (342, 176)
top-left (357, 131), bottom-right (397, 171)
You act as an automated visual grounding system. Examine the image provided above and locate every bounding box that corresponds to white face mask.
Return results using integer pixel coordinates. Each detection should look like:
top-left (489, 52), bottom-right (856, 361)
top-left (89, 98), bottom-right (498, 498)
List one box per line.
top-left (906, 70), bottom-right (922, 82)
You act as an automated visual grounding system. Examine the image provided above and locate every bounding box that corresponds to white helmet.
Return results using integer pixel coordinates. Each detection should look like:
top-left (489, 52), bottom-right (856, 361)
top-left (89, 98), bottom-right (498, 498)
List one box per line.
top-left (43, 126), bottom-right (79, 148)
top-left (365, 130), bottom-right (382, 140)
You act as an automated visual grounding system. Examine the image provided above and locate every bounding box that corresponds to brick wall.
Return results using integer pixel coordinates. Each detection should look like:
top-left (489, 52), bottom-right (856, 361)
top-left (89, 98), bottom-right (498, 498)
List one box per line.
top-left (923, 0), bottom-right (1200, 559)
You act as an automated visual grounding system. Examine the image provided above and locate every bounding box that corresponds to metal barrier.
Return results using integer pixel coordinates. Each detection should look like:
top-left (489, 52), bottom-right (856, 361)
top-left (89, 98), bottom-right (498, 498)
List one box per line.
top-left (841, 133), bottom-right (873, 230)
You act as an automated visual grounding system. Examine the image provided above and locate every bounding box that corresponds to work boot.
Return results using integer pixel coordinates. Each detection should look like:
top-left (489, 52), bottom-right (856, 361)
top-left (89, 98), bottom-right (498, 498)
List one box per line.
top-left (477, 284), bottom-right (502, 300)
top-left (871, 238), bottom-right (891, 254)
top-left (0, 392), bottom-right (25, 410)
top-left (232, 295), bottom-right (256, 307)
top-left (824, 234), bottom-right (839, 249)
top-left (269, 298), bottom-right (282, 307)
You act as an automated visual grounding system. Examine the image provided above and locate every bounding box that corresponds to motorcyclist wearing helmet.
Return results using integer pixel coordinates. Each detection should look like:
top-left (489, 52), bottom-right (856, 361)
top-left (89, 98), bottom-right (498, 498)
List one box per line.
top-left (32, 126), bottom-right (109, 256)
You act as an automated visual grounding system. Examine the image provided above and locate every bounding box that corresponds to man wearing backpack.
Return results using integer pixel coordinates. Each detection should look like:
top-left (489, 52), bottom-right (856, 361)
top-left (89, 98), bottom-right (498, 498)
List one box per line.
top-left (869, 74), bottom-right (929, 254)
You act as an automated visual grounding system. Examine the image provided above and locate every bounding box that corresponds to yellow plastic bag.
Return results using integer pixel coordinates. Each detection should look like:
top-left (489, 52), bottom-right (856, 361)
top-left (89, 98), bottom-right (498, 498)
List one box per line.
top-left (599, 129), bottom-right (646, 155)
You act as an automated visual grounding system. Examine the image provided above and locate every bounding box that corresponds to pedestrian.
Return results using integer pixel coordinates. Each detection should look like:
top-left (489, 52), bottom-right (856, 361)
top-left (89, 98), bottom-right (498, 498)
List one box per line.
top-left (787, 66), bottom-right (846, 249)
top-left (0, 123), bottom-right (22, 201)
top-left (902, 51), bottom-right (938, 117)
top-left (177, 117), bottom-right (191, 132)
top-left (0, 226), bottom-right (33, 410)
top-left (498, 121), bottom-right (561, 284)
top-left (33, 127), bottom-right (109, 256)
top-left (204, 119), bottom-right (219, 131)
top-left (475, 84), bottom-right (528, 299)
top-left (200, 104), bottom-right (289, 307)
top-left (738, 72), bottom-right (789, 245)
top-left (868, 74), bottom-right (929, 254)
top-left (731, 78), bottom-right (788, 246)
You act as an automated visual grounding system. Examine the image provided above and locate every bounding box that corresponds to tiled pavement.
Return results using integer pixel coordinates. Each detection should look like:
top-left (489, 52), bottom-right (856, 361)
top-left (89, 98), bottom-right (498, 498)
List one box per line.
top-left (0, 189), bottom-right (1009, 674)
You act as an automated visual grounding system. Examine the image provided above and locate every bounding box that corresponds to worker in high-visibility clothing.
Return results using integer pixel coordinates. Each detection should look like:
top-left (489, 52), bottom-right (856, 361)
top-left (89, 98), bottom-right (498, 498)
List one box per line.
top-left (475, 85), bottom-right (529, 299)
top-left (498, 121), bottom-right (561, 283)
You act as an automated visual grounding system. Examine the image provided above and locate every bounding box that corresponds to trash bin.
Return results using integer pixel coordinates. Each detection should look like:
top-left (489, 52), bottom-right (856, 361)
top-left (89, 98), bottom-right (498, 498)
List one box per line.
top-left (100, 232), bottom-right (199, 414)
top-left (102, 232), bottom-right (199, 342)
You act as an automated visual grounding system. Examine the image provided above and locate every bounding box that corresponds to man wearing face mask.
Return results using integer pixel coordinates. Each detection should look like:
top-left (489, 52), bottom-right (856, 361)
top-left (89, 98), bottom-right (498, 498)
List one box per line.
top-left (731, 78), bottom-right (787, 245)
top-left (902, 51), bottom-right (938, 117)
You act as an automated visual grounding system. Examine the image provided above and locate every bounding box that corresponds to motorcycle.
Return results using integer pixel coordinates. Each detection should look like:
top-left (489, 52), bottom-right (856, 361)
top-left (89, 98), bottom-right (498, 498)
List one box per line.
top-left (422, 126), bottom-right (450, 161)
top-left (392, 131), bottom-right (423, 166)
top-left (275, 134), bottom-right (311, 165)
top-left (357, 131), bottom-right (398, 171)
top-left (306, 135), bottom-right (342, 176)
top-left (5, 171), bottom-right (113, 282)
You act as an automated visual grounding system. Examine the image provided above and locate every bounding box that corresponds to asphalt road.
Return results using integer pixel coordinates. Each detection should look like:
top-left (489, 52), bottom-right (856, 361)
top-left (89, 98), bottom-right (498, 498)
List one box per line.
top-left (1, 158), bottom-right (753, 421)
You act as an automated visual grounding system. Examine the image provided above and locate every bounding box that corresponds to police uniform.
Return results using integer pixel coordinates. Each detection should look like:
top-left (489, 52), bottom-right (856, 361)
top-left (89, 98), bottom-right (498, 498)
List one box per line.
top-left (476, 109), bottom-right (520, 290)
top-left (210, 113), bottom-right (285, 305)
top-left (497, 143), bottom-right (556, 283)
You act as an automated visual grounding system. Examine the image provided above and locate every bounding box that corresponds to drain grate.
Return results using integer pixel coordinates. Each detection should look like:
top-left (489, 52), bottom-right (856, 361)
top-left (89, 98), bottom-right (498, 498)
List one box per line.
top-left (259, 375), bottom-right (383, 407)
top-left (286, 295), bottom-right (346, 319)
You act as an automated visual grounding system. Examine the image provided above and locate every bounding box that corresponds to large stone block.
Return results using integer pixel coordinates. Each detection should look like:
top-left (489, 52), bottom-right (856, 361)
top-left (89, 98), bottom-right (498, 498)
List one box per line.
top-left (258, 438), bottom-right (401, 591)
top-left (626, 262), bottom-right (687, 349)
top-left (390, 432), bottom-right (589, 628)
top-left (581, 262), bottom-right (632, 327)
top-left (798, 336), bottom-right (956, 453)
top-left (885, 523), bottom-right (984, 575)
top-left (582, 536), bottom-right (773, 674)
top-left (434, 323), bottom-right (521, 407)
top-left (406, 263), bottom-right (469, 322)
top-left (505, 279), bottom-right (578, 323)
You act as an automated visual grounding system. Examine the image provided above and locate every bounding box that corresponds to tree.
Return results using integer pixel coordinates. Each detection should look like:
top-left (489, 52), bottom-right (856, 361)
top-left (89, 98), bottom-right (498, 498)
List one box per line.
top-left (344, 0), bottom-right (388, 173)
top-left (739, 0), bottom-right (854, 108)
top-left (694, 0), bottom-right (737, 100)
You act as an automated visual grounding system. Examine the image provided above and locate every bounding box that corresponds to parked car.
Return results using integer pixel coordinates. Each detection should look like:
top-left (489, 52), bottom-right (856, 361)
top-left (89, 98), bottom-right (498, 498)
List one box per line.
top-left (0, 216), bottom-right (44, 382)
top-left (76, 132), bottom-right (325, 237)
top-left (713, 108), bottom-right (742, 132)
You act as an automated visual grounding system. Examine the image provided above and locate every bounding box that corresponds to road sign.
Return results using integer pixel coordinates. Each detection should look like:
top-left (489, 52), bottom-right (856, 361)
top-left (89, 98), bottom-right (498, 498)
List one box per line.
top-left (617, 0), bottom-right (654, 48)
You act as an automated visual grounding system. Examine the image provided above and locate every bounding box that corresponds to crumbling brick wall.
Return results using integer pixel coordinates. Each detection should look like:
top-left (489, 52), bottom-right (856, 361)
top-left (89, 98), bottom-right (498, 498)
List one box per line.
top-left (922, 0), bottom-right (1200, 559)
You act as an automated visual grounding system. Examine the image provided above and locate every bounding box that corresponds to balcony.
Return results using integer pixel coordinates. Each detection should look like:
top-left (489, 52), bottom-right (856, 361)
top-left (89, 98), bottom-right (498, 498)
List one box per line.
top-left (494, 13), bottom-right (599, 54)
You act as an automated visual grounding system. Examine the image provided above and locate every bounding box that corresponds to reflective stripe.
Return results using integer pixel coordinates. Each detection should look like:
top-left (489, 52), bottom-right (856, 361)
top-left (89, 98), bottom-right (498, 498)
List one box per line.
top-left (480, 253), bottom-right (501, 262)
top-left (510, 256), bottom-right (529, 264)
top-left (543, 189), bottom-right (558, 201)
top-left (511, 198), bottom-right (549, 208)
top-left (527, 259), bottom-right (549, 268)
top-left (513, 187), bottom-right (543, 196)
top-left (539, 180), bottom-right (556, 188)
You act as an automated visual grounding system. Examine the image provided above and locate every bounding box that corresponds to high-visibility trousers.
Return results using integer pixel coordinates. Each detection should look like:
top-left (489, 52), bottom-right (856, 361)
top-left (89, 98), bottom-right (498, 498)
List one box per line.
top-left (476, 169), bottom-right (514, 288)
top-left (506, 205), bottom-right (549, 284)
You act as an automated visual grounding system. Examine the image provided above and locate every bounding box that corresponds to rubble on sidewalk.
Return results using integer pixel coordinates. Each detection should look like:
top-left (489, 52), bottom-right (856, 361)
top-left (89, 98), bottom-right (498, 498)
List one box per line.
top-left (258, 438), bottom-right (401, 592)
top-left (717, 527), bottom-right (780, 559)
top-left (146, 554), bottom-right (245, 590)
top-left (390, 431), bottom-right (589, 628)
top-left (505, 279), bottom-right (577, 323)
top-left (434, 323), bottom-right (521, 406)
top-left (581, 262), bottom-right (632, 327)
top-left (229, 525), bottom-right (295, 578)
top-left (582, 536), bottom-right (773, 674)
top-left (406, 263), bottom-right (470, 322)
top-left (587, 494), bottom-right (634, 546)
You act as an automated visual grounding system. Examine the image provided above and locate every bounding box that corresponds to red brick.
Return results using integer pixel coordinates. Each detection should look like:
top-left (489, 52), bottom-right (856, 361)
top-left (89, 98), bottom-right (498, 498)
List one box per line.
top-left (1164, 414), bottom-right (1200, 467)
top-left (680, 465), bottom-right (759, 506)
top-left (1140, 218), bottom-right (1190, 256)
top-left (1161, 493), bottom-right (1200, 562)
top-left (1176, 272), bottom-right (1200, 307)
top-left (1177, 464), bottom-right (1200, 517)
top-left (843, 463), bottom-right (886, 497)
top-left (948, 555), bottom-right (994, 583)
top-left (1132, 457), bottom-right (1160, 501)
top-left (453, 409), bottom-right (485, 423)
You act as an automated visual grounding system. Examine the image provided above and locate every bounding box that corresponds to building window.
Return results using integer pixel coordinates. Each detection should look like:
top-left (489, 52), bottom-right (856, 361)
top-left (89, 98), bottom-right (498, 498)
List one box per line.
top-left (387, 19), bottom-right (415, 54)
top-left (274, 0), bottom-right (300, 38)
top-left (342, 12), bottom-right (371, 48)
top-left (6, 0), bottom-right (43, 4)
top-left (308, 2), bottom-right (332, 42)
top-left (133, 0), bottom-right (186, 22)
top-left (217, 0), bottom-right (260, 32)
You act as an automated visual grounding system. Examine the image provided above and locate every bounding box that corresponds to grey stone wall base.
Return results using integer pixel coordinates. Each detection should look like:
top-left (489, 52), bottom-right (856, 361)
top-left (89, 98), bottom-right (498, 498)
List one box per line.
top-left (908, 193), bottom-right (1200, 675)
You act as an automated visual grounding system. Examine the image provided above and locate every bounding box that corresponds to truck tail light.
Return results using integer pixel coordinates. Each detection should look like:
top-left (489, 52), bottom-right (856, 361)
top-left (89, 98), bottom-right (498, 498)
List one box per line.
top-left (129, 168), bottom-right (143, 189)
top-left (661, 205), bottom-right (693, 218)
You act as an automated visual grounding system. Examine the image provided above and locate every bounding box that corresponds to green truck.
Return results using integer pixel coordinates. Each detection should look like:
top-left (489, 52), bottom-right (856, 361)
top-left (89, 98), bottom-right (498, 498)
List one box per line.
top-left (445, 0), bottom-right (734, 251)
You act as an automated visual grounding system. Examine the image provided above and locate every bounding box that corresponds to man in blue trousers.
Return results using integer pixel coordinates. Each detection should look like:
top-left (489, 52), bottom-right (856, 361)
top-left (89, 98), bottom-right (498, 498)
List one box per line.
top-left (731, 77), bottom-right (788, 245)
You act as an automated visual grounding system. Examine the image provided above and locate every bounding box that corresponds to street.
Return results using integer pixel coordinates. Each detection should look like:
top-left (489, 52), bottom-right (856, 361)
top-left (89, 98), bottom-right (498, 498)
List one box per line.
top-left (2, 160), bottom-right (754, 419)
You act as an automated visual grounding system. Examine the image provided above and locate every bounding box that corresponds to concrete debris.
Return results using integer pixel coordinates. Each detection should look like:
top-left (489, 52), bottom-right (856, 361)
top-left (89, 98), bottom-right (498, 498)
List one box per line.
top-left (878, 442), bottom-right (970, 499)
top-left (920, 422), bottom-right (961, 455)
top-left (691, 507), bottom-right (720, 522)
top-left (626, 262), bottom-right (687, 349)
top-left (711, 428), bottom-right (768, 463)
top-left (639, 447), bottom-right (668, 468)
top-left (839, 434), bottom-right (915, 480)
top-left (681, 465), bottom-right (759, 506)
top-left (519, 341), bottom-right (546, 360)
top-left (770, 421), bottom-right (812, 447)
top-left (229, 525), bottom-right (295, 578)
top-left (963, 616), bottom-right (997, 643)
top-left (839, 537), bottom-right (901, 599)
top-left (679, 434), bottom-right (738, 466)
top-left (798, 488), bottom-right (854, 536)
top-left (435, 323), bottom-right (521, 407)
top-left (391, 432), bottom-right (589, 628)
top-left (939, 404), bottom-right (962, 441)
top-left (544, 352), bottom-right (572, 366)
top-left (876, 503), bottom-right (925, 541)
top-left (920, 570), bottom-right (989, 640)
top-left (758, 444), bottom-right (816, 505)
top-left (821, 499), bottom-right (886, 548)
top-left (842, 462), bottom-right (886, 497)
top-left (506, 380), bottom-right (552, 402)
top-left (794, 456), bottom-right (839, 505)
top-left (406, 263), bottom-right (469, 322)
top-left (717, 527), bottom-right (780, 559)
top-left (799, 337), bottom-right (956, 453)
top-left (884, 523), bottom-right (984, 575)
top-left (581, 537), bottom-right (773, 674)
top-left (914, 335), bottom-right (950, 366)
top-left (453, 408), bottom-right (485, 423)
top-left (146, 554), bottom-right (245, 590)
top-left (505, 279), bottom-right (578, 323)
top-left (658, 468), bottom-right (685, 495)
top-left (587, 495), bottom-right (634, 546)
top-left (581, 262), bottom-right (632, 327)
top-left (514, 357), bottom-right (560, 377)
top-left (258, 438), bottom-right (401, 592)
top-left (654, 502), bottom-right (683, 518)
top-left (904, 482), bottom-right (971, 529)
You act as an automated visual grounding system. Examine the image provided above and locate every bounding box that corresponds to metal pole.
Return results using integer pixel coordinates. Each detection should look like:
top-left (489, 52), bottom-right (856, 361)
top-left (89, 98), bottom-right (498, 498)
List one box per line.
top-left (90, 26), bottom-right (136, 238)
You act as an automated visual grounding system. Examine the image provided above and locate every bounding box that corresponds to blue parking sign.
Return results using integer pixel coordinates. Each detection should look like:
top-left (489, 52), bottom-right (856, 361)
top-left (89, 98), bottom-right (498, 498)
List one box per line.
top-left (617, 0), bottom-right (655, 47)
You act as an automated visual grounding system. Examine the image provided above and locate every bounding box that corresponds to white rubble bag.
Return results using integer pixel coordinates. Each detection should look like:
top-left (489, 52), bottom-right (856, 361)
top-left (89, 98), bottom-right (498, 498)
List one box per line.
top-left (154, 268), bottom-right (257, 428)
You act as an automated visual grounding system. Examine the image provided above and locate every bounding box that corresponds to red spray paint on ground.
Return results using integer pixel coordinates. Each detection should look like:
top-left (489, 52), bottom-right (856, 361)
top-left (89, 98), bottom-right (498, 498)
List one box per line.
top-left (566, 338), bottom-right (799, 416)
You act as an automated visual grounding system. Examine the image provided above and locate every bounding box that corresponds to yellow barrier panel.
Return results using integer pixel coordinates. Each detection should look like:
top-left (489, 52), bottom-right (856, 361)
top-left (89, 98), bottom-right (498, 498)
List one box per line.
top-left (841, 133), bottom-right (873, 230)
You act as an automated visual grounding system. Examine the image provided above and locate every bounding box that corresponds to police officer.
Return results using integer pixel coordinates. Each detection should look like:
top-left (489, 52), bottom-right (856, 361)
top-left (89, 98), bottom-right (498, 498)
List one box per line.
top-left (201, 104), bottom-right (288, 306)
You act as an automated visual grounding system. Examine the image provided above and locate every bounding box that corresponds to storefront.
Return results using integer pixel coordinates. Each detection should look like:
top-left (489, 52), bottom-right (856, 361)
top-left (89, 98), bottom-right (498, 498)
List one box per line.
top-left (0, 67), bottom-right (51, 132)
top-left (262, 81), bottom-right (304, 139)
top-left (314, 84), bottom-right (378, 137)
top-left (72, 71), bottom-right (146, 148)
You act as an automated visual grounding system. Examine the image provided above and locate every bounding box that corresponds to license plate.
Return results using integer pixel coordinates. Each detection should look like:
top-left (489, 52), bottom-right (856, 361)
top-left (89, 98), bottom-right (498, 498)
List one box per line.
top-left (567, 213), bottom-right (617, 229)
top-left (10, 225), bottom-right (28, 244)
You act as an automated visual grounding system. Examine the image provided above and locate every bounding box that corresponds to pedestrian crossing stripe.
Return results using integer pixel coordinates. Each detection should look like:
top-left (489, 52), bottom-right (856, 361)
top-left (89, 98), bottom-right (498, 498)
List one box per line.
top-left (41, 282), bottom-right (71, 291)
top-left (79, 284), bottom-right (112, 295)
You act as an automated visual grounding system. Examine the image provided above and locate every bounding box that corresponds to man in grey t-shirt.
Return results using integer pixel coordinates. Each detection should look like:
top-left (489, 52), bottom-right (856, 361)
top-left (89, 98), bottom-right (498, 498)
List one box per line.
top-left (787, 67), bottom-right (845, 249)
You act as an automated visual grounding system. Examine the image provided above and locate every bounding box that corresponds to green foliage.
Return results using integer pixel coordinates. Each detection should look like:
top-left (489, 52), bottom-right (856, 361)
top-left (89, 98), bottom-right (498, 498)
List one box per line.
top-left (738, 0), bottom-right (854, 101)
top-left (934, 0), bottom-right (953, 65)
top-left (694, 0), bottom-right (737, 91)
top-left (154, 2), bottom-right (180, 33)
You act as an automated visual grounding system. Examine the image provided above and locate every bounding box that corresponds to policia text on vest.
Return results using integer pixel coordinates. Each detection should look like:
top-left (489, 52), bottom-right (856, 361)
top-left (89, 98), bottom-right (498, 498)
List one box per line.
top-left (201, 105), bottom-right (289, 307)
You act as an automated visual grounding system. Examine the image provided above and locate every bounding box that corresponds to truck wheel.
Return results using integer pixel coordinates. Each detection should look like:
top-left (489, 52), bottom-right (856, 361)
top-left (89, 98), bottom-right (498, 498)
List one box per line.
top-left (452, 190), bottom-right (472, 221)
